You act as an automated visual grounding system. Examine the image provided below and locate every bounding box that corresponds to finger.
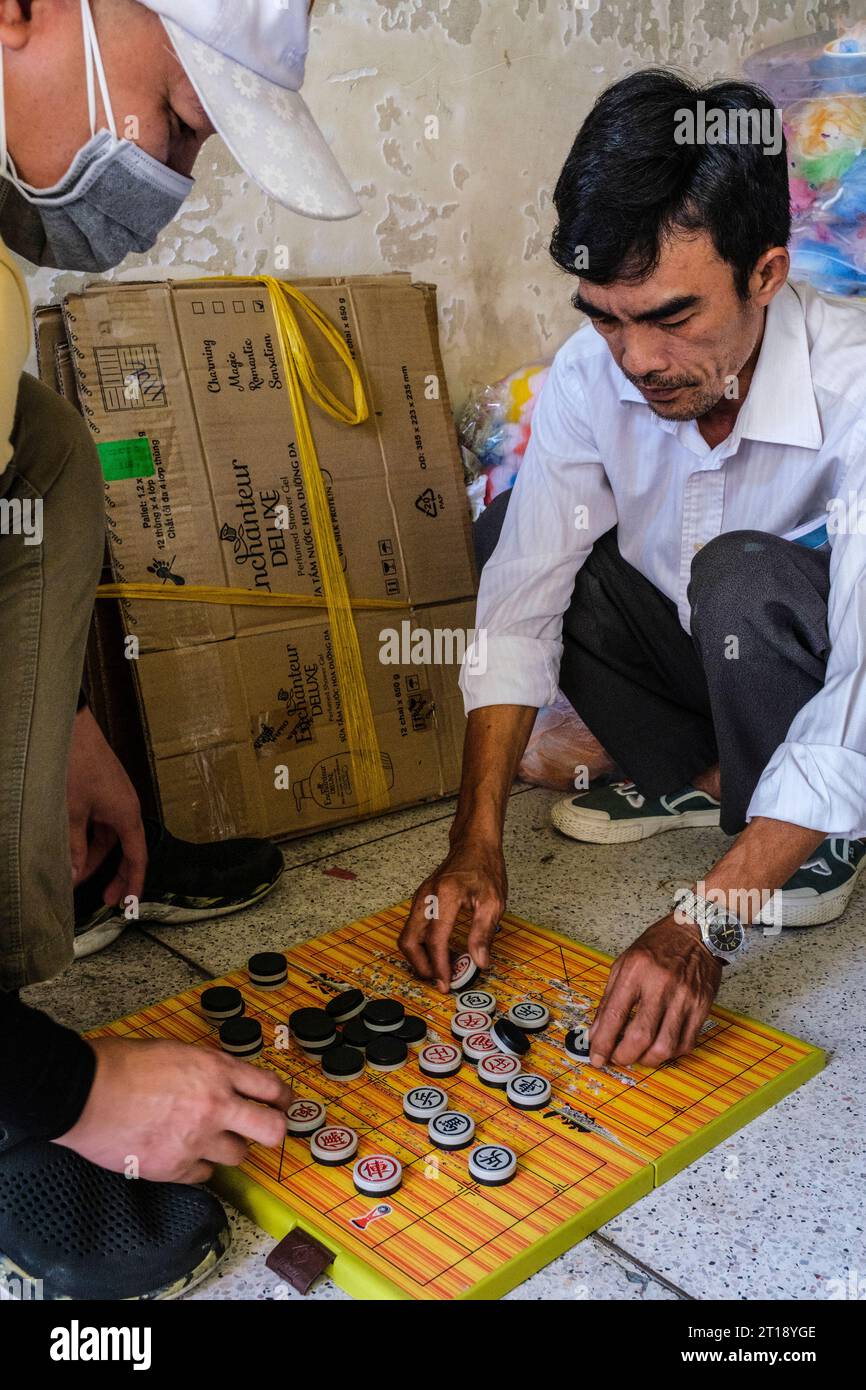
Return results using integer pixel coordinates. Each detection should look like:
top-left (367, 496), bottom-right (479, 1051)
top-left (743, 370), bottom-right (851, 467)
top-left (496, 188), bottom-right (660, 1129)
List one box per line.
top-left (587, 958), bottom-right (623, 1052)
top-left (589, 967), bottom-right (638, 1068)
top-left (81, 824), bottom-right (116, 885)
top-left (203, 1132), bottom-right (250, 1169)
top-left (677, 1002), bottom-right (712, 1058)
top-left (590, 958), bottom-right (622, 1037)
top-left (424, 885), bottom-right (464, 991)
top-left (225, 1096), bottom-right (290, 1150)
top-left (610, 994), bottom-right (668, 1069)
top-left (104, 815), bottom-right (148, 908)
top-left (398, 888), bottom-right (437, 982)
top-left (229, 1060), bottom-right (293, 1110)
top-left (467, 896), bottom-right (502, 971)
top-left (632, 1006), bottom-right (688, 1068)
top-left (68, 814), bottom-right (91, 887)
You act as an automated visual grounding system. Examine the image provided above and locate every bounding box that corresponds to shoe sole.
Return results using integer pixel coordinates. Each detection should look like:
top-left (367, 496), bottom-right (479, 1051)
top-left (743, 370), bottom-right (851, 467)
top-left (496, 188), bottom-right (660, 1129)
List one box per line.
top-left (74, 867), bottom-right (284, 959)
top-left (0, 1220), bottom-right (230, 1301)
top-left (550, 798), bottom-right (721, 844)
top-left (756, 852), bottom-right (866, 929)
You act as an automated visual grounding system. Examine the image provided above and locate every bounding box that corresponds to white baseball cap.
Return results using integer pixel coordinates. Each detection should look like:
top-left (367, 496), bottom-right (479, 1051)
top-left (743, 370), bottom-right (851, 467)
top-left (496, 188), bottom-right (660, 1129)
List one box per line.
top-left (141, 0), bottom-right (360, 219)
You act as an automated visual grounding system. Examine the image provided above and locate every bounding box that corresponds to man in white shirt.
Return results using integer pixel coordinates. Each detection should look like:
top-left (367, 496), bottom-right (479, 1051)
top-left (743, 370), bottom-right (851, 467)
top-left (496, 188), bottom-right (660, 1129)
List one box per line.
top-left (401, 69), bottom-right (866, 1072)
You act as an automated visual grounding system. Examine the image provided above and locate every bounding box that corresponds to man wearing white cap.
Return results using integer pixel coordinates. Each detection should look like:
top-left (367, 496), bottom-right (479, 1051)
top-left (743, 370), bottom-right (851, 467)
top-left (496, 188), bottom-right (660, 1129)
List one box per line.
top-left (0, 0), bottom-right (357, 1301)
top-left (0, 0), bottom-right (359, 270)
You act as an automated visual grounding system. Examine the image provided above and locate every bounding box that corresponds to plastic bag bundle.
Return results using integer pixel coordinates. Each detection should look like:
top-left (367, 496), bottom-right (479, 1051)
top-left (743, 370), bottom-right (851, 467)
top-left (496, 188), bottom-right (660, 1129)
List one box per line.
top-left (517, 693), bottom-right (617, 791)
top-left (457, 361), bottom-right (550, 509)
top-left (746, 25), bottom-right (866, 295)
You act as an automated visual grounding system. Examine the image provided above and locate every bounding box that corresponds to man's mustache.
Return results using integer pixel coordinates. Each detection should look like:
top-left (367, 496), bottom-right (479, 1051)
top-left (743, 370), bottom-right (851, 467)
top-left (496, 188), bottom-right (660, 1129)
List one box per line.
top-left (627, 375), bottom-right (698, 390)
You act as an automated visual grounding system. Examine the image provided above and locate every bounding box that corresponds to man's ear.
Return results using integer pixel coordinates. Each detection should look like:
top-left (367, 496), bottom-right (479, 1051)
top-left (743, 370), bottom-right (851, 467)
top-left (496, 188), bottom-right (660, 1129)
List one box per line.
top-left (0, 2), bottom-right (33, 51)
top-left (750, 246), bottom-right (790, 307)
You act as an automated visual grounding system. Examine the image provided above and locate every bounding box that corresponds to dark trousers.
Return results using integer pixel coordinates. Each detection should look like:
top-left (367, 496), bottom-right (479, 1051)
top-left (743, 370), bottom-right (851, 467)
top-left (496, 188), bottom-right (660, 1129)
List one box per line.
top-left (475, 492), bottom-right (832, 835)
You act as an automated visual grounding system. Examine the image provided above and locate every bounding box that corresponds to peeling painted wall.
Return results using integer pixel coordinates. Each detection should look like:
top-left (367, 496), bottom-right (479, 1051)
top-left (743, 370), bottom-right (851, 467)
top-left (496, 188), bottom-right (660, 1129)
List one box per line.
top-left (23, 0), bottom-right (844, 403)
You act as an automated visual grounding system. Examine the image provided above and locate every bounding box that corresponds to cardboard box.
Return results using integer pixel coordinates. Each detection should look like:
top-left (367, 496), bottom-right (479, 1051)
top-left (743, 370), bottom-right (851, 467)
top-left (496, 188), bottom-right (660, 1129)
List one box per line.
top-left (39, 276), bottom-right (476, 841)
top-left (35, 305), bottom-right (158, 818)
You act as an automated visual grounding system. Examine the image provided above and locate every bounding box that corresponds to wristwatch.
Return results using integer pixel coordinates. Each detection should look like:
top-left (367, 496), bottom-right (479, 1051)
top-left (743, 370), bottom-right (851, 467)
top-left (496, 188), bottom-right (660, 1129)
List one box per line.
top-left (673, 889), bottom-right (745, 962)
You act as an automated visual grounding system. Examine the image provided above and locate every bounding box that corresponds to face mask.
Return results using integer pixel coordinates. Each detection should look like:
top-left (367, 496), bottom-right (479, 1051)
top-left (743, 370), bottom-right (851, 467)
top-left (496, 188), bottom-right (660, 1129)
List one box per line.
top-left (0, 0), bottom-right (193, 271)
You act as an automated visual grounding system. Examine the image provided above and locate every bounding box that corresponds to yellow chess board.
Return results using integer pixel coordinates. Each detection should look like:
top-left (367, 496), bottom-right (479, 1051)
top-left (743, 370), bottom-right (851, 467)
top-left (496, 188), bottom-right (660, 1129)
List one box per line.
top-left (88, 903), bottom-right (824, 1300)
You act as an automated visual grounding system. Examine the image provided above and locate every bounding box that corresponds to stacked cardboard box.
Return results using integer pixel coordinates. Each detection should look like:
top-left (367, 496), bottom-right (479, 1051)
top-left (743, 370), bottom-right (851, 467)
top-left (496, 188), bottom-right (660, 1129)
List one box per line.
top-left (35, 275), bottom-right (476, 841)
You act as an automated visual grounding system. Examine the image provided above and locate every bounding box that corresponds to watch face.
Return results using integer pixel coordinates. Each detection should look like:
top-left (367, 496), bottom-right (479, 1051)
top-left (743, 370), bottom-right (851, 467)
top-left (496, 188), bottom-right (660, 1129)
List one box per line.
top-left (708, 913), bottom-right (744, 954)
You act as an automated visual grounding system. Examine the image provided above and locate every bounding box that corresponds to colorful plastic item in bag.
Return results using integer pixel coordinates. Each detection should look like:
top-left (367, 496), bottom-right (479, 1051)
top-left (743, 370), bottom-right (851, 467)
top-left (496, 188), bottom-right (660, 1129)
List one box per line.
top-left (745, 25), bottom-right (866, 296)
top-left (458, 361), bottom-right (550, 507)
top-left (786, 94), bottom-right (866, 185)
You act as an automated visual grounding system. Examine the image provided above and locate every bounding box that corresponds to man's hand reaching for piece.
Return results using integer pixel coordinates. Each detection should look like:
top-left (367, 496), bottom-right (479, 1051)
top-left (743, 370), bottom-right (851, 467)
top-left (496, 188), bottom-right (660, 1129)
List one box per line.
top-left (399, 836), bottom-right (507, 992)
top-left (589, 912), bottom-right (722, 1069)
top-left (56, 1037), bottom-right (293, 1184)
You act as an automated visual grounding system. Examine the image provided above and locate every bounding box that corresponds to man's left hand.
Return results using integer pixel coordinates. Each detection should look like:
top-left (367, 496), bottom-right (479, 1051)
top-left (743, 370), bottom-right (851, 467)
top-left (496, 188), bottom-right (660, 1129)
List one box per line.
top-left (589, 912), bottom-right (722, 1069)
top-left (66, 706), bottom-right (148, 908)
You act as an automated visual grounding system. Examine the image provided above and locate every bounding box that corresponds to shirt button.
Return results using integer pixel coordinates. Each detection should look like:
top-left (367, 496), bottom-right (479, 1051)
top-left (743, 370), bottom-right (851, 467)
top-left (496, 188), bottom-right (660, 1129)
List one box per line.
top-left (693, 541), bottom-right (704, 553)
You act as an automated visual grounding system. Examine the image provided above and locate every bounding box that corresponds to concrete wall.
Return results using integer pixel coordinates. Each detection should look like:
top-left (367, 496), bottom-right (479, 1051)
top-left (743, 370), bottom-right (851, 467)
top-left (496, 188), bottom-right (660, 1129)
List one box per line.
top-left (24, 0), bottom-right (839, 403)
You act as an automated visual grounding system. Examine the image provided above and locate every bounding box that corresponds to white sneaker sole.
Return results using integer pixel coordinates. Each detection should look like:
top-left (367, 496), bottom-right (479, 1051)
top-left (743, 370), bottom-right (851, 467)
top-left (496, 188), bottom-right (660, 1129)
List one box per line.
top-left (756, 852), bottom-right (866, 929)
top-left (73, 874), bottom-right (284, 959)
top-left (550, 796), bottom-right (721, 844)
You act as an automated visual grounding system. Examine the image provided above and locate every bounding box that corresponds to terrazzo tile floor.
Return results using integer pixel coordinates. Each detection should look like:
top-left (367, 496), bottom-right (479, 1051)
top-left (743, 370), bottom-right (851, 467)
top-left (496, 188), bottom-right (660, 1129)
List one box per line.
top-left (26, 785), bottom-right (864, 1302)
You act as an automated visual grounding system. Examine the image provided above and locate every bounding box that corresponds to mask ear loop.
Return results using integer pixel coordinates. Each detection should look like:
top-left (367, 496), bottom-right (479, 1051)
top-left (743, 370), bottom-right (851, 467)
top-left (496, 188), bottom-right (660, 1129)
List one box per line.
top-left (81, 0), bottom-right (117, 139)
top-left (0, 1), bottom-right (116, 189)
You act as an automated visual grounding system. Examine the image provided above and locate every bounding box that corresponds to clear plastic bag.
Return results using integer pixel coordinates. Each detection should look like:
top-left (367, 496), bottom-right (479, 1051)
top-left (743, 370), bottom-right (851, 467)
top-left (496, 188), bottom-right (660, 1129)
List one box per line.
top-left (457, 362), bottom-right (551, 508)
top-left (517, 692), bottom-right (617, 791)
top-left (745, 24), bottom-right (866, 296)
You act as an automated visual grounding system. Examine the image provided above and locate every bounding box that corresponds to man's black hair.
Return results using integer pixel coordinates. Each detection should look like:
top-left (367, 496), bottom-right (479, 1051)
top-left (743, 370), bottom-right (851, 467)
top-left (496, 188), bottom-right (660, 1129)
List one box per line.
top-left (550, 69), bottom-right (790, 300)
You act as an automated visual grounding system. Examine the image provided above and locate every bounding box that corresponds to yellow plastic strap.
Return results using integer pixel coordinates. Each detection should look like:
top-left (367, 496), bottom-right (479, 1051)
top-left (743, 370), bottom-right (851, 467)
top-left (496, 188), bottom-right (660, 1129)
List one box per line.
top-left (102, 276), bottom-right (394, 816)
top-left (95, 583), bottom-right (405, 612)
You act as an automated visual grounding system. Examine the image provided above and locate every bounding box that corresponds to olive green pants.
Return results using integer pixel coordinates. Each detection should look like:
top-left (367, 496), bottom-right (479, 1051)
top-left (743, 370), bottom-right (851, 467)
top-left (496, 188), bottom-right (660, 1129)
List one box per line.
top-left (0, 374), bottom-right (103, 991)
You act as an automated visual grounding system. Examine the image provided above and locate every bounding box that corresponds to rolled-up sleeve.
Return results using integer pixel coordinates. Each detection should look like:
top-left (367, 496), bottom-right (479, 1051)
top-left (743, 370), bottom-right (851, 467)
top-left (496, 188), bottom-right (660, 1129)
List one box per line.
top-left (748, 456), bottom-right (866, 835)
top-left (460, 343), bottom-right (617, 712)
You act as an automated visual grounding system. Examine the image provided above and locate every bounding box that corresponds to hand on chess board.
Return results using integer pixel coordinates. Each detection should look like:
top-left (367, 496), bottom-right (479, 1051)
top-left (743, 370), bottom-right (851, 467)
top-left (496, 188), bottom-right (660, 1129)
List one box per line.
top-left (400, 834), bottom-right (507, 991)
top-left (54, 1036), bottom-right (293, 1183)
top-left (589, 912), bottom-right (723, 1069)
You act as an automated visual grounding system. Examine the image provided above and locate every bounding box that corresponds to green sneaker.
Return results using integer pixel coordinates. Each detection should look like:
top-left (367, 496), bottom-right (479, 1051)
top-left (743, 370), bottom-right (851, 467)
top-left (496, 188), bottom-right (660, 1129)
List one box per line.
top-left (756, 837), bottom-right (866, 929)
top-left (550, 780), bottom-right (721, 844)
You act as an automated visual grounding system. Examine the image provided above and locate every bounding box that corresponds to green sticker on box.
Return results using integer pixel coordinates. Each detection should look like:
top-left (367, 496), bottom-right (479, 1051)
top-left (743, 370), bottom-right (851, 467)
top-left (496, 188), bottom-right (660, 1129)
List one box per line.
top-left (97, 438), bottom-right (155, 482)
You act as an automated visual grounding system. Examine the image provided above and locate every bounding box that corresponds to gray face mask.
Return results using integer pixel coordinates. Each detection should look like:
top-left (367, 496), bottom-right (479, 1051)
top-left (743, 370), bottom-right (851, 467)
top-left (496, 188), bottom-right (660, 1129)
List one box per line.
top-left (0, 0), bottom-right (193, 271)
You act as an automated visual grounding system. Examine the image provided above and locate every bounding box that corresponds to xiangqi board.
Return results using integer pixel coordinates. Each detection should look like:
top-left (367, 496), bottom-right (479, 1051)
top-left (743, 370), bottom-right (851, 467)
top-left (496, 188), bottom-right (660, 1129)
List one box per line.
top-left (88, 903), bottom-right (824, 1300)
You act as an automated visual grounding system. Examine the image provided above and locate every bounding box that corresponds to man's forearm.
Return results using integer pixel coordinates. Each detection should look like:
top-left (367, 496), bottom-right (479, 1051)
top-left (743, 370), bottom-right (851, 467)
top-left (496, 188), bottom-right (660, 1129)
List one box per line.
top-left (699, 816), bottom-right (825, 922)
top-left (451, 705), bottom-right (538, 845)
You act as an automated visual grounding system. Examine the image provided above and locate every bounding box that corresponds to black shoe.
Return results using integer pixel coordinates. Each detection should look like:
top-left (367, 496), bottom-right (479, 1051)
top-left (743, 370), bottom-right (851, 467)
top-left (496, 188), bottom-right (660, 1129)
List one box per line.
top-left (0, 1140), bottom-right (230, 1300)
top-left (74, 817), bottom-right (284, 958)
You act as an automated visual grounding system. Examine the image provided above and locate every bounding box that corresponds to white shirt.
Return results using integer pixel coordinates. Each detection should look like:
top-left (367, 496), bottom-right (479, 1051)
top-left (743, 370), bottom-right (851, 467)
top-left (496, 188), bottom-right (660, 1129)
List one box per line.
top-left (460, 280), bottom-right (866, 837)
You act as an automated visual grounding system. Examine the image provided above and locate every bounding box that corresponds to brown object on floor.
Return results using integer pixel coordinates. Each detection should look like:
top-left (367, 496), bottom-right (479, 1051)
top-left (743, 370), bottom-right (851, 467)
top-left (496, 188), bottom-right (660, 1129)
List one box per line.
top-left (265, 1227), bottom-right (335, 1295)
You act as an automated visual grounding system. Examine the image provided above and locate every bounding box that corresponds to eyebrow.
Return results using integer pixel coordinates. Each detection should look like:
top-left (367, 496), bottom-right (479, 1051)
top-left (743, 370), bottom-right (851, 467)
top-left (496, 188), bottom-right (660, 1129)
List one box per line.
top-left (573, 291), bottom-right (702, 324)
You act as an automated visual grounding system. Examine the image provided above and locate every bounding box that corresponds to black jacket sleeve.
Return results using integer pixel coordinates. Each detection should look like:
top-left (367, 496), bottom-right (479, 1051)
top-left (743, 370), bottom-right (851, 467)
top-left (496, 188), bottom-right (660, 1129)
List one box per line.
top-left (0, 991), bottom-right (96, 1150)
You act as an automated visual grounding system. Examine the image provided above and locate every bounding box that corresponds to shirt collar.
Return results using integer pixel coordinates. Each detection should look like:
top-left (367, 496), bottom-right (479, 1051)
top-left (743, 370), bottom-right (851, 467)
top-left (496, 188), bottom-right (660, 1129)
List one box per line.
top-left (616, 281), bottom-right (823, 451)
